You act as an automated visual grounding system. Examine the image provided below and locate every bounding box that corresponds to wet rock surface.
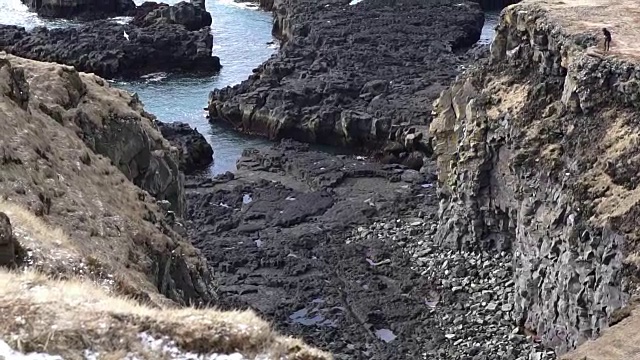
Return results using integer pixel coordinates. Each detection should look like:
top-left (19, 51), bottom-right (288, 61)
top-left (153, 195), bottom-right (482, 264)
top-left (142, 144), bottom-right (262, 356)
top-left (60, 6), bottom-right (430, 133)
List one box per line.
top-left (0, 6), bottom-right (219, 79)
top-left (207, 0), bottom-right (484, 151)
top-left (184, 141), bottom-right (553, 359)
top-left (156, 121), bottom-right (214, 174)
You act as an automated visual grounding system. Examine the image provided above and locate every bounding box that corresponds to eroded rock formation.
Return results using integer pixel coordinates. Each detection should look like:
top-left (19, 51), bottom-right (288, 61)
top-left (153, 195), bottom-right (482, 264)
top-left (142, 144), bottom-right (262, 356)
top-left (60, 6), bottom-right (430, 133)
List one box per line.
top-left (0, 21), bottom-right (220, 79)
top-left (430, 1), bottom-right (639, 354)
top-left (21, 0), bottom-right (136, 20)
top-left (132, 0), bottom-right (213, 31)
top-left (156, 121), bottom-right (214, 174)
top-left (0, 53), bottom-right (214, 305)
top-left (208, 0), bottom-right (484, 156)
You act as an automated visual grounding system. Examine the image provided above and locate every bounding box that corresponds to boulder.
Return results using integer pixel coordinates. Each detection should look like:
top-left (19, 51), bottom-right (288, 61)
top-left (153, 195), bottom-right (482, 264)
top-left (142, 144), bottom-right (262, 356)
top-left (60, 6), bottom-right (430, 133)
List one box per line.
top-left (0, 213), bottom-right (16, 268)
top-left (132, 1), bottom-right (213, 31)
top-left (156, 121), bottom-right (214, 174)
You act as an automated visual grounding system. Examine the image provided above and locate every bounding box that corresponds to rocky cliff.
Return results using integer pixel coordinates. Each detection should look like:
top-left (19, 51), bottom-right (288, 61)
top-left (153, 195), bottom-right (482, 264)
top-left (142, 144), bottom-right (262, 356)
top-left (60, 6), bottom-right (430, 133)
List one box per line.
top-left (0, 52), bottom-right (209, 304)
top-left (208, 0), bottom-right (483, 166)
top-left (430, 0), bottom-right (640, 355)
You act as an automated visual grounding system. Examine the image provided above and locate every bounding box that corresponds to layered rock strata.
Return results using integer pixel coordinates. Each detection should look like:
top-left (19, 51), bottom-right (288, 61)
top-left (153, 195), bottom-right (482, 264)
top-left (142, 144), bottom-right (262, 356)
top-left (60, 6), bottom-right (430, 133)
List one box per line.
top-left (208, 0), bottom-right (484, 160)
top-left (430, 0), bottom-right (640, 354)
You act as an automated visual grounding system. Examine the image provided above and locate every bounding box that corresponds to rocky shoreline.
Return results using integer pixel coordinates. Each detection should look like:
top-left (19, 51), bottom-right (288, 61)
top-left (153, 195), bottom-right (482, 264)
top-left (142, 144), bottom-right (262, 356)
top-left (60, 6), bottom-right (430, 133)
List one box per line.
top-left (207, 0), bottom-right (484, 167)
top-left (0, 0), bottom-right (220, 78)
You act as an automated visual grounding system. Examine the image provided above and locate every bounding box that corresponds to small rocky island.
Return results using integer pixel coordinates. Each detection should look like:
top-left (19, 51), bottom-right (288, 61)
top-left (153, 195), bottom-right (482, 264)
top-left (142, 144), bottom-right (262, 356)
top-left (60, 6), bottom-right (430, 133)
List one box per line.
top-left (0, 0), bottom-right (220, 78)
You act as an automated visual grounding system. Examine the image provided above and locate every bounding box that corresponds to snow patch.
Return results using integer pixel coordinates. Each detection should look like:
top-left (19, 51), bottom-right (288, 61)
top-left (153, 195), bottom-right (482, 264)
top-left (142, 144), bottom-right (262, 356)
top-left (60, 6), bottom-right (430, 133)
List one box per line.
top-left (0, 340), bottom-right (63, 360)
top-left (137, 332), bottom-right (248, 360)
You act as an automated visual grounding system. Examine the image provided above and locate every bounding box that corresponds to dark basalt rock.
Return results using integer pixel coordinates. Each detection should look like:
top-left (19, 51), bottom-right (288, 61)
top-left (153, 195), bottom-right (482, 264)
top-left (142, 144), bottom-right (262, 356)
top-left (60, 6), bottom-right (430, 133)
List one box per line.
top-left (20, 0), bottom-right (137, 20)
top-left (132, 1), bottom-right (213, 31)
top-left (132, 1), bottom-right (170, 23)
top-left (0, 22), bottom-right (221, 79)
top-left (184, 140), bottom-right (441, 358)
top-left (207, 0), bottom-right (484, 150)
top-left (156, 121), bottom-right (214, 174)
top-left (0, 212), bottom-right (17, 268)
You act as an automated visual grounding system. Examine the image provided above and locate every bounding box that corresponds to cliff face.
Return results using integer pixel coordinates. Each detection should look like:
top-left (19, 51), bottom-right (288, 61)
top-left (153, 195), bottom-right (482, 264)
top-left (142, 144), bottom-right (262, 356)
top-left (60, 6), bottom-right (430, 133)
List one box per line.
top-left (430, 0), bottom-right (640, 354)
top-left (0, 53), bottom-right (212, 305)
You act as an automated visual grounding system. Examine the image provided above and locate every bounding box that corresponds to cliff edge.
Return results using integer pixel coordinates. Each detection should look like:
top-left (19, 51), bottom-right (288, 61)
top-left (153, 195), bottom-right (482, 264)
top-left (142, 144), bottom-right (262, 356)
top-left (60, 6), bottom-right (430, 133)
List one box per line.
top-left (430, 0), bottom-right (640, 357)
top-left (0, 53), bottom-right (328, 359)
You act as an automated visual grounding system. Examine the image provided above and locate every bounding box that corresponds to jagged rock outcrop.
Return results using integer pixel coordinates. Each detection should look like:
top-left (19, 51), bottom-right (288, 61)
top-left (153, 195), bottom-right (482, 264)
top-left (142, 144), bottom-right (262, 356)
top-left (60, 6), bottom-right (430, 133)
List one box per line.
top-left (430, 1), bottom-right (639, 354)
top-left (0, 213), bottom-right (16, 268)
top-left (20, 0), bottom-right (136, 20)
top-left (132, 0), bottom-right (212, 31)
top-left (0, 22), bottom-right (220, 79)
top-left (156, 121), bottom-right (214, 174)
top-left (208, 0), bottom-right (483, 157)
top-left (0, 53), bottom-right (215, 305)
top-left (8, 56), bottom-right (187, 215)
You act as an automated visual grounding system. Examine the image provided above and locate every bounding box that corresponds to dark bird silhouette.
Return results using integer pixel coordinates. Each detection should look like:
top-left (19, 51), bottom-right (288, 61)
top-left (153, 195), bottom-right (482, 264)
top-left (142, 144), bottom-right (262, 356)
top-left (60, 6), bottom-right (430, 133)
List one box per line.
top-left (603, 28), bottom-right (612, 52)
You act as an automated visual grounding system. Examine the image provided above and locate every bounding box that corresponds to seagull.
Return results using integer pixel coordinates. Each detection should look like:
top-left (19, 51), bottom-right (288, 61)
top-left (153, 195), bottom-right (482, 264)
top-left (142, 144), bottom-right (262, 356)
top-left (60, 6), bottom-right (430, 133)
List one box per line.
top-left (123, 30), bottom-right (129, 41)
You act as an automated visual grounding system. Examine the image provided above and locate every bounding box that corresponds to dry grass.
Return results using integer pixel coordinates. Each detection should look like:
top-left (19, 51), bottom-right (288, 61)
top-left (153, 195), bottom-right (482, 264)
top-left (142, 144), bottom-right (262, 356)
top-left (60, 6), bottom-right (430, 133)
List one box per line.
top-left (0, 269), bottom-right (331, 360)
top-left (561, 303), bottom-right (640, 359)
top-left (523, 0), bottom-right (640, 61)
top-left (0, 53), bottom-right (193, 303)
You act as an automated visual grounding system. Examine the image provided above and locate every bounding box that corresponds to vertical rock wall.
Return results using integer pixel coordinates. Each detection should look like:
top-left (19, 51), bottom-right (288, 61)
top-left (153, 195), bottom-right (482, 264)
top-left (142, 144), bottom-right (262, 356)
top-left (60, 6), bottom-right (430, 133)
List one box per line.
top-left (430, 3), bottom-right (640, 354)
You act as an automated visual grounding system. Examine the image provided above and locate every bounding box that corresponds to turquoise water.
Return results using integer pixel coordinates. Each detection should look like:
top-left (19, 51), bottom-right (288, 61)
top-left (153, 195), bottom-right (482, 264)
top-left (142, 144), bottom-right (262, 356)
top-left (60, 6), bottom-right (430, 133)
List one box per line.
top-left (118, 0), bottom-right (276, 174)
top-left (0, 0), bottom-right (275, 174)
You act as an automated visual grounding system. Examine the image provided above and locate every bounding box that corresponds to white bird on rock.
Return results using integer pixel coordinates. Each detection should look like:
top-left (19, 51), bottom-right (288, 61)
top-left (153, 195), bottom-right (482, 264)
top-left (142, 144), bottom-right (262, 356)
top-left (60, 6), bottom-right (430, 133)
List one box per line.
top-left (123, 30), bottom-right (129, 41)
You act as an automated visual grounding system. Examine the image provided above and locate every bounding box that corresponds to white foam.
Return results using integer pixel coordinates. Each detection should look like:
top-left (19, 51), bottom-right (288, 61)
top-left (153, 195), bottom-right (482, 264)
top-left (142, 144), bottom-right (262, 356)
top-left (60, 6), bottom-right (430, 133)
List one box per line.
top-left (217, 0), bottom-right (260, 10)
top-left (0, 0), bottom-right (45, 29)
top-left (349, 0), bottom-right (364, 5)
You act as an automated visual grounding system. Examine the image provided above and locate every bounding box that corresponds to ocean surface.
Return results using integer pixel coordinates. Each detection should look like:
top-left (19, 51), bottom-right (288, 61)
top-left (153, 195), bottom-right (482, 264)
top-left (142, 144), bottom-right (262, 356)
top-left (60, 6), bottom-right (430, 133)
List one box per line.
top-left (0, 0), bottom-right (500, 173)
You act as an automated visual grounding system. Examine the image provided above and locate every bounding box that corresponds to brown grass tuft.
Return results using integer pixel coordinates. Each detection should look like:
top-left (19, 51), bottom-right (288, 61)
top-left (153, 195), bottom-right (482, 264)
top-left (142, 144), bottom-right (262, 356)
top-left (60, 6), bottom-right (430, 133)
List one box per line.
top-left (0, 270), bottom-right (331, 360)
